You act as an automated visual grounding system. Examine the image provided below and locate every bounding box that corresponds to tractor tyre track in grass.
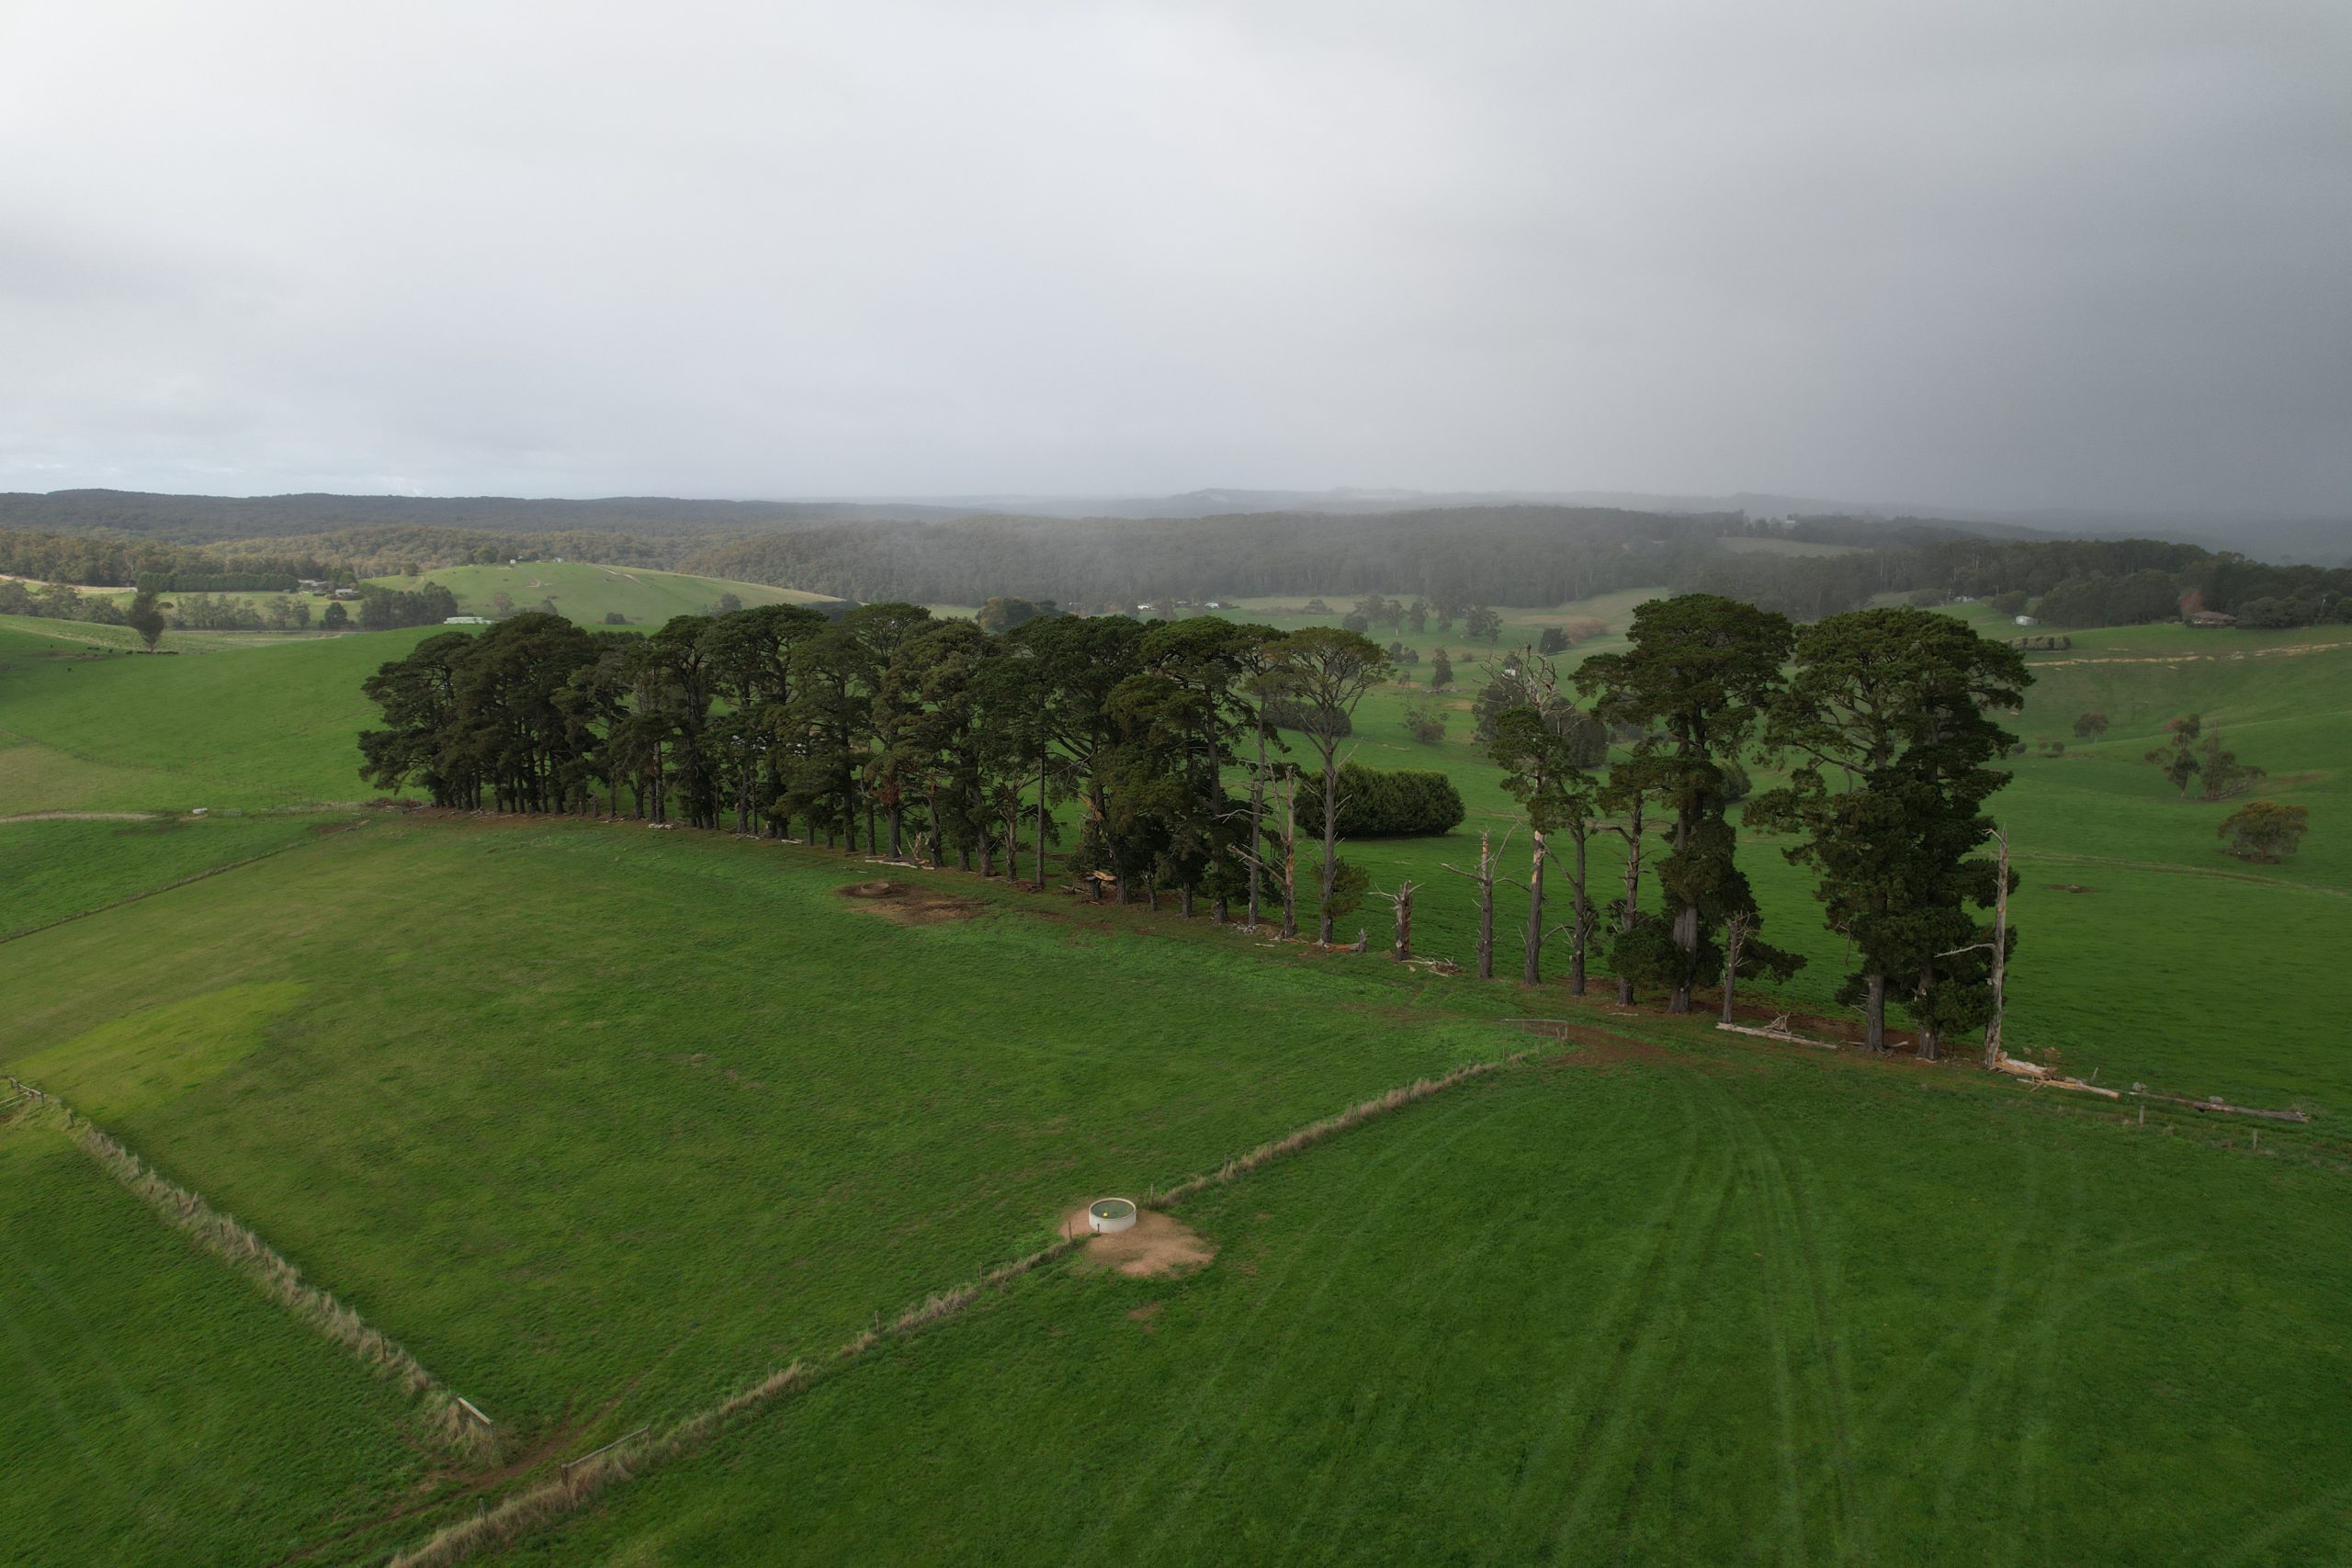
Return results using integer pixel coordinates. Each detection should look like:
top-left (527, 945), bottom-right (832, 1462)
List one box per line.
top-left (1733, 1093), bottom-right (1869, 1564)
top-left (1494, 1076), bottom-right (1705, 1559)
top-left (1489, 1072), bottom-right (1706, 1560)
top-left (1104, 1090), bottom-right (1497, 1564)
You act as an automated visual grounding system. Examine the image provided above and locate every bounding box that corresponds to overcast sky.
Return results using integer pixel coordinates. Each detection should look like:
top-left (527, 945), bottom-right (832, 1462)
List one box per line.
top-left (4, 1), bottom-right (2347, 514)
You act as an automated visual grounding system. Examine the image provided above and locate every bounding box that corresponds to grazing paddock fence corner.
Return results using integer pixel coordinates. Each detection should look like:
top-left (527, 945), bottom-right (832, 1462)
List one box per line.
top-left (385, 1051), bottom-right (1534, 1568)
top-left (2, 1079), bottom-right (495, 1461)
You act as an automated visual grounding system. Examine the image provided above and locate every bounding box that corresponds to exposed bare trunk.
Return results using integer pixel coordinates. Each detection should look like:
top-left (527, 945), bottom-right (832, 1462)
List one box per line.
top-left (1568, 829), bottom-right (1590, 996)
top-left (1317, 749), bottom-right (1341, 946)
top-left (1915, 966), bottom-right (1941, 1061)
top-left (1246, 724), bottom-right (1267, 928)
top-left (1279, 784), bottom-right (1299, 940)
top-left (1442, 832), bottom-right (1499, 981)
top-left (1615, 800), bottom-right (1645, 1007)
top-left (1390, 880), bottom-right (1415, 962)
top-left (1720, 912), bottom-right (1749, 1024)
top-left (1982, 830), bottom-right (2010, 1067)
top-left (1522, 829), bottom-right (1546, 986)
top-left (1035, 751), bottom-right (1049, 886)
top-left (1864, 973), bottom-right (1887, 1051)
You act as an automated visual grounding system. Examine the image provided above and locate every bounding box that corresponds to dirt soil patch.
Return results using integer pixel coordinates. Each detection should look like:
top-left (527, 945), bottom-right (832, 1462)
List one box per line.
top-left (1516, 1021), bottom-right (1682, 1070)
top-left (834, 879), bottom-right (981, 925)
top-left (1060, 1205), bottom-right (1216, 1279)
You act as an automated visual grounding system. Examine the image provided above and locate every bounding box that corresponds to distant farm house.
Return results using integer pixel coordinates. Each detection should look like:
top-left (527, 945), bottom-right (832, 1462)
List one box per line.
top-left (2013, 614), bottom-right (2038, 626)
top-left (2188, 610), bottom-right (2239, 627)
top-left (444, 615), bottom-right (493, 625)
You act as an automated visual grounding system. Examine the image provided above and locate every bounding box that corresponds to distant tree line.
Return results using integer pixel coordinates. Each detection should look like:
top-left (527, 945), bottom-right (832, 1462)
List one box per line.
top-left (361, 606), bottom-right (1417, 940)
top-left (676, 506), bottom-right (1730, 608)
top-left (133, 570), bottom-right (299, 594)
top-left (1677, 532), bottom-right (2352, 628)
top-left (357, 583), bottom-right (460, 630)
top-left (0, 490), bottom-right (958, 545)
top-left (0, 577), bottom-right (127, 626)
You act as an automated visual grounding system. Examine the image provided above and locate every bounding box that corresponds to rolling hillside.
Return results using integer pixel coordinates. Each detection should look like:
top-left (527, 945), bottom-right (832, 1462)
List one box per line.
top-left (371, 561), bottom-right (839, 625)
top-left (2, 595), bottom-right (2347, 1565)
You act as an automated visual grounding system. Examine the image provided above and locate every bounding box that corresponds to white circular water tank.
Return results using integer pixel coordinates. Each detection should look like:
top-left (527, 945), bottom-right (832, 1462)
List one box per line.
top-left (1089, 1198), bottom-right (1137, 1235)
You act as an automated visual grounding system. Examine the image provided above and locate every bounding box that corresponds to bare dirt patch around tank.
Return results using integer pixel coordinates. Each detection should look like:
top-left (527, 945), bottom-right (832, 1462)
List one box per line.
top-left (1059, 1205), bottom-right (1216, 1279)
top-left (833, 879), bottom-right (981, 925)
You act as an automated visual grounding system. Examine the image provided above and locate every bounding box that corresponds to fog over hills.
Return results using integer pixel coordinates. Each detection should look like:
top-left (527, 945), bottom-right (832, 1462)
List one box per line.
top-left (9, 485), bottom-right (2343, 566)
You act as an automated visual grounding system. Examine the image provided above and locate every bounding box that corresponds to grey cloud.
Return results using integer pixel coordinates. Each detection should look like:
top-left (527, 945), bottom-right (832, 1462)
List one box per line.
top-left (1, 0), bottom-right (2346, 517)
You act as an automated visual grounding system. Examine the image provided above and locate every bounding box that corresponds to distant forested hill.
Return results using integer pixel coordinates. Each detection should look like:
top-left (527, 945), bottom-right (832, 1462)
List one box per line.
top-left (679, 505), bottom-right (1735, 607)
top-left (0, 489), bottom-right (970, 543)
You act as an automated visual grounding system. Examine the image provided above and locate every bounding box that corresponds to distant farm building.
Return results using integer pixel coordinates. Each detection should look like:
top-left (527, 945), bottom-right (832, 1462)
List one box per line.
top-left (2013, 615), bottom-right (2038, 626)
top-left (444, 615), bottom-right (493, 625)
top-left (2188, 610), bottom-right (2238, 627)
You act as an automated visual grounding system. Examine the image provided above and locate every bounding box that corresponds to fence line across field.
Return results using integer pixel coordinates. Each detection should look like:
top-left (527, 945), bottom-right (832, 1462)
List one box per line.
top-left (562, 1426), bottom-right (651, 1481)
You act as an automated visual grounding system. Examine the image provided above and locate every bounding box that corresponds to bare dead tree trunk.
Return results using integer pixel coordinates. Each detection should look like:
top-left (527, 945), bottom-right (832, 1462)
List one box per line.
top-left (1180, 885), bottom-right (1193, 918)
top-left (1522, 829), bottom-right (1546, 986)
top-left (1317, 752), bottom-right (1341, 946)
top-left (1915, 965), bottom-right (1941, 1061)
top-left (1245, 723), bottom-right (1268, 929)
top-left (1227, 770), bottom-right (1301, 941)
top-left (1035, 751), bottom-right (1049, 887)
top-left (1442, 830), bottom-right (1510, 981)
top-left (1613, 798), bottom-right (1646, 1006)
top-left (1864, 973), bottom-right (1887, 1051)
top-left (1568, 829), bottom-right (1590, 996)
top-left (1279, 781), bottom-right (1298, 939)
top-left (1381, 878), bottom-right (1418, 962)
top-left (1983, 828), bottom-right (2010, 1067)
top-left (1720, 910), bottom-right (1751, 1024)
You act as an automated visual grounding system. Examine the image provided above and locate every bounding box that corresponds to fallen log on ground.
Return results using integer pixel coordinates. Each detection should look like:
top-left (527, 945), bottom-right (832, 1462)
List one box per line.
top-left (1990, 1052), bottom-right (2120, 1098)
top-left (1715, 1017), bottom-right (1838, 1051)
top-left (2132, 1089), bottom-right (2311, 1123)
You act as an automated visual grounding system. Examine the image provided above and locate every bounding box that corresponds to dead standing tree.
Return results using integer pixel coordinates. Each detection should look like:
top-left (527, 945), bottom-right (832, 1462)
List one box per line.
top-left (1939, 826), bottom-right (2016, 1069)
top-left (1603, 795), bottom-right (1648, 1006)
top-left (1227, 767), bottom-right (1302, 940)
top-left (1374, 877), bottom-right (1419, 962)
top-left (1720, 909), bottom-right (1753, 1024)
top-left (1441, 827), bottom-right (1516, 980)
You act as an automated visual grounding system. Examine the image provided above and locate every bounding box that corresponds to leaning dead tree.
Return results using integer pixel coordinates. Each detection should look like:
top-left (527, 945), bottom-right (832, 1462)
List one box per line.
top-left (1374, 877), bottom-right (1419, 962)
top-left (1940, 826), bottom-right (2014, 1070)
top-left (1440, 827), bottom-right (1515, 980)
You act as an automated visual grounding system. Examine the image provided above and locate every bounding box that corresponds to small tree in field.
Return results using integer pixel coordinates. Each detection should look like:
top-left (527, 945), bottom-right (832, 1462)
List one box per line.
top-left (1429, 649), bottom-right (1453, 689)
top-left (126, 590), bottom-right (166, 651)
top-left (2217, 800), bottom-right (2307, 863)
top-left (2074, 712), bottom-right (2109, 740)
top-left (2197, 731), bottom-right (2264, 802)
top-left (322, 600), bottom-right (350, 629)
top-left (2143, 715), bottom-right (2202, 797)
top-left (1537, 626), bottom-right (1569, 655)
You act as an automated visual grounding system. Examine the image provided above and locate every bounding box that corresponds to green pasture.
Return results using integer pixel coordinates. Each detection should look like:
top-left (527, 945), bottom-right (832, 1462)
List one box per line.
top-left (360, 560), bottom-right (837, 625)
top-left (0, 1123), bottom-right (422, 1568)
top-left (494, 1044), bottom-right (2352, 1567)
top-left (0, 617), bottom-right (441, 811)
top-left (0, 818), bottom-right (1507, 1522)
top-left (1, 589), bottom-right (2347, 1563)
top-left (0, 814), bottom-right (355, 940)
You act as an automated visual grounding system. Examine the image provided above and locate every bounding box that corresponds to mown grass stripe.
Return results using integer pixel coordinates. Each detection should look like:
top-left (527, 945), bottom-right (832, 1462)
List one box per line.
top-left (381, 1046), bottom-right (1535, 1568)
